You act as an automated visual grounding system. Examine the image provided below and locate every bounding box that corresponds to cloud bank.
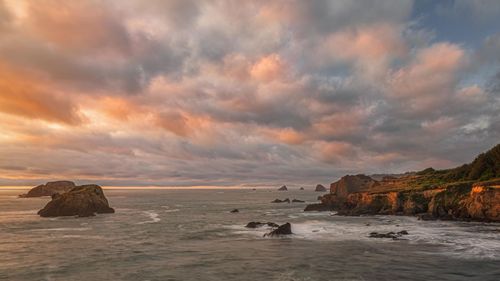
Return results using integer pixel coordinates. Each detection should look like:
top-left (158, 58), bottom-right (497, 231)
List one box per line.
top-left (0, 0), bottom-right (499, 187)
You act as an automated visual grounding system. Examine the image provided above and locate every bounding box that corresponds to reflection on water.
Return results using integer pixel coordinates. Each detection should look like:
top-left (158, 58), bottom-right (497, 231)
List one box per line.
top-left (0, 189), bottom-right (499, 281)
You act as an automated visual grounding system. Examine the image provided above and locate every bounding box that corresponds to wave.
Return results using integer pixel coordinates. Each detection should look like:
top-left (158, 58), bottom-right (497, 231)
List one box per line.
top-left (137, 210), bottom-right (161, 224)
top-left (229, 217), bottom-right (500, 260)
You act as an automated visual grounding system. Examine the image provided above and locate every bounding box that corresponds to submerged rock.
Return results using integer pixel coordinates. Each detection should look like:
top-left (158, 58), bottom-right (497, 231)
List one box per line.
top-left (299, 187), bottom-right (305, 190)
top-left (315, 184), bottom-right (327, 192)
top-left (245, 222), bottom-right (278, 228)
top-left (230, 209), bottom-right (239, 213)
top-left (37, 184), bottom-right (114, 217)
top-left (264, 223), bottom-right (292, 237)
top-left (19, 181), bottom-right (76, 198)
top-left (292, 199), bottom-right (305, 203)
top-left (278, 185), bottom-right (288, 191)
top-left (369, 230), bottom-right (409, 239)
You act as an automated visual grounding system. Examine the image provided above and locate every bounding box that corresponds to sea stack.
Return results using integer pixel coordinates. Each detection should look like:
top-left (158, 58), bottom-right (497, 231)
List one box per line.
top-left (19, 181), bottom-right (76, 198)
top-left (315, 184), bottom-right (327, 192)
top-left (278, 185), bottom-right (288, 191)
top-left (38, 184), bottom-right (115, 217)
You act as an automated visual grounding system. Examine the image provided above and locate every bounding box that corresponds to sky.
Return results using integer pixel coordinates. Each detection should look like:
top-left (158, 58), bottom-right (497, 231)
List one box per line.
top-left (0, 0), bottom-right (499, 187)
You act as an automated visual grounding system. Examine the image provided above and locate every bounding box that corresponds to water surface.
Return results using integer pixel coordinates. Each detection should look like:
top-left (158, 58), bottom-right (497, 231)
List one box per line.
top-left (0, 189), bottom-right (499, 281)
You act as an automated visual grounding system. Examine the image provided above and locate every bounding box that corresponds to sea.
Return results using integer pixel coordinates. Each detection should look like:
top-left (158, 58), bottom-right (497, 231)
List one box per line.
top-left (0, 188), bottom-right (499, 281)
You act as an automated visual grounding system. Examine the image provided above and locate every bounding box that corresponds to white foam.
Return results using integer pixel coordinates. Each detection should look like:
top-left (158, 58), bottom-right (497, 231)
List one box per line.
top-left (137, 210), bottom-right (161, 224)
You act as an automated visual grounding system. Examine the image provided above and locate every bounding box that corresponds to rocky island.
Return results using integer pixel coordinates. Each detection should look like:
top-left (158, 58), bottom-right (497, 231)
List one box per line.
top-left (305, 144), bottom-right (500, 222)
top-left (19, 181), bottom-right (76, 198)
top-left (38, 184), bottom-right (115, 217)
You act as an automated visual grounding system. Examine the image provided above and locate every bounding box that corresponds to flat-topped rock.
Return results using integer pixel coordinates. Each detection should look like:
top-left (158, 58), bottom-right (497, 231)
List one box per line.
top-left (38, 184), bottom-right (114, 217)
top-left (19, 181), bottom-right (76, 198)
top-left (278, 185), bottom-right (288, 191)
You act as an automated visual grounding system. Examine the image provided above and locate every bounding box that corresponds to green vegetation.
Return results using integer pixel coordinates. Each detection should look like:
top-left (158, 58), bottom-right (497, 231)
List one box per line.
top-left (416, 144), bottom-right (500, 184)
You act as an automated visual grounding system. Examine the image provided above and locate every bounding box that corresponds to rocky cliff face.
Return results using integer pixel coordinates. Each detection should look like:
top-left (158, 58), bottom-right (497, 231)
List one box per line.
top-left (38, 184), bottom-right (115, 217)
top-left (305, 144), bottom-right (500, 222)
top-left (309, 178), bottom-right (499, 222)
top-left (330, 174), bottom-right (379, 197)
top-left (19, 181), bottom-right (76, 198)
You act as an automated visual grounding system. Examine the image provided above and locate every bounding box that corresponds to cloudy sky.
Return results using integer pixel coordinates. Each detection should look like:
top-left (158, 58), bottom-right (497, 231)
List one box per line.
top-left (0, 0), bottom-right (499, 187)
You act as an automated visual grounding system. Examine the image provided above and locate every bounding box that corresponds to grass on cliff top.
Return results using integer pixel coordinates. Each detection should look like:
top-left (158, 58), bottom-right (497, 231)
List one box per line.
top-left (416, 143), bottom-right (500, 183)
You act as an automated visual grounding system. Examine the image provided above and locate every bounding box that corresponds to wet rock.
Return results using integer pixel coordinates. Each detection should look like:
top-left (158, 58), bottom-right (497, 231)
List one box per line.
top-left (299, 187), bottom-right (305, 190)
top-left (19, 181), bottom-right (76, 198)
top-left (245, 222), bottom-right (278, 228)
top-left (369, 230), bottom-right (409, 239)
top-left (38, 184), bottom-right (115, 218)
top-left (272, 198), bottom-right (290, 203)
top-left (278, 185), bottom-right (288, 191)
top-left (264, 223), bottom-right (292, 237)
top-left (304, 203), bottom-right (332, 212)
top-left (230, 209), bottom-right (239, 213)
top-left (292, 199), bottom-right (305, 203)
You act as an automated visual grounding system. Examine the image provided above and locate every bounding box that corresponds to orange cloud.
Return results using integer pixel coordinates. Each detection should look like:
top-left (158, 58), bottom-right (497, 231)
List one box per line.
top-left (0, 63), bottom-right (81, 124)
top-left (250, 54), bottom-right (286, 82)
top-left (24, 0), bottom-right (129, 54)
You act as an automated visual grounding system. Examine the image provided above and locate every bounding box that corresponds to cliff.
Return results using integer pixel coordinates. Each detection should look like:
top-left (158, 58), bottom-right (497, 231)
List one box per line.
top-left (306, 144), bottom-right (500, 222)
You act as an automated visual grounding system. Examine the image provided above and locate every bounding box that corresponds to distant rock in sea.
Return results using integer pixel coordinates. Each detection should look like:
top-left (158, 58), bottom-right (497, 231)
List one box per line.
top-left (292, 199), bottom-right (305, 203)
top-left (272, 198), bottom-right (290, 203)
top-left (19, 181), bottom-right (76, 198)
top-left (299, 187), bottom-right (305, 190)
top-left (278, 185), bottom-right (288, 191)
top-left (38, 184), bottom-right (115, 217)
top-left (230, 209), bottom-right (239, 213)
top-left (315, 184), bottom-right (327, 192)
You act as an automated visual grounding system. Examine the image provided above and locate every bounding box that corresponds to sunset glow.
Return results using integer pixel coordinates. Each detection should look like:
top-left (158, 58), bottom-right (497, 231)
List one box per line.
top-left (0, 0), bottom-right (499, 187)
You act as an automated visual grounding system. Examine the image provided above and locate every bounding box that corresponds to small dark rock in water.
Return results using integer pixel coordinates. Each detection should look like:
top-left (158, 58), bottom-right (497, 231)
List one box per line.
top-left (245, 222), bottom-right (278, 228)
top-left (315, 184), bottom-right (327, 192)
top-left (292, 199), bottom-right (305, 203)
top-left (38, 184), bottom-right (114, 218)
top-left (299, 187), bottom-right (305, 190)
top-left (369, 231), bottom-right (409, 239)
top-left (278, 185), bottom-right (288, 191)
top-left (365, 223), bottom-right (371, 226)
top-left (264, 223), bottom-right (292, 237)
top-left (230, 209), bottom-right (239, 213)
top-left (271, 198), bottom-right (290, 203)
top-left (304, 203), bottom-right (331, 211)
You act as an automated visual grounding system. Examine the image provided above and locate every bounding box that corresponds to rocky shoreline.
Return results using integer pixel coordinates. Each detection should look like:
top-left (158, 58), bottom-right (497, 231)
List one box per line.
top-left (304, 144), bottom-right (500, 223)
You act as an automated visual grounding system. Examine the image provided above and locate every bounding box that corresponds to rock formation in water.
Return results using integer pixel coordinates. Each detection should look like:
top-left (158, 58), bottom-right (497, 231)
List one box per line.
top-left (245, 222), bottom-right (279, 228)
top-left (304, 143), bottom-right (500, 222)
top-left (278, 185), bottom-right (288, 191)
top-left (264, 223), bottom-right (292, 237)
top-left (315, 184), bottom-right (327, 192)
top-left (19, 181), bottom-right (76, 198)
top-left (292, 199), bottom-right (305, 203)
top-left (38, 184), bottom-right (115, 217)
top-left (272, 198), bottom-right (290, 203)
top-left (299, 187), bottom-right (305, 190)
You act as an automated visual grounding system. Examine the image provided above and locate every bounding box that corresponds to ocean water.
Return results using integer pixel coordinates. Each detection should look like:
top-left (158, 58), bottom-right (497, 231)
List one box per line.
top-left (0, 188), bottom-right (499, 281)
